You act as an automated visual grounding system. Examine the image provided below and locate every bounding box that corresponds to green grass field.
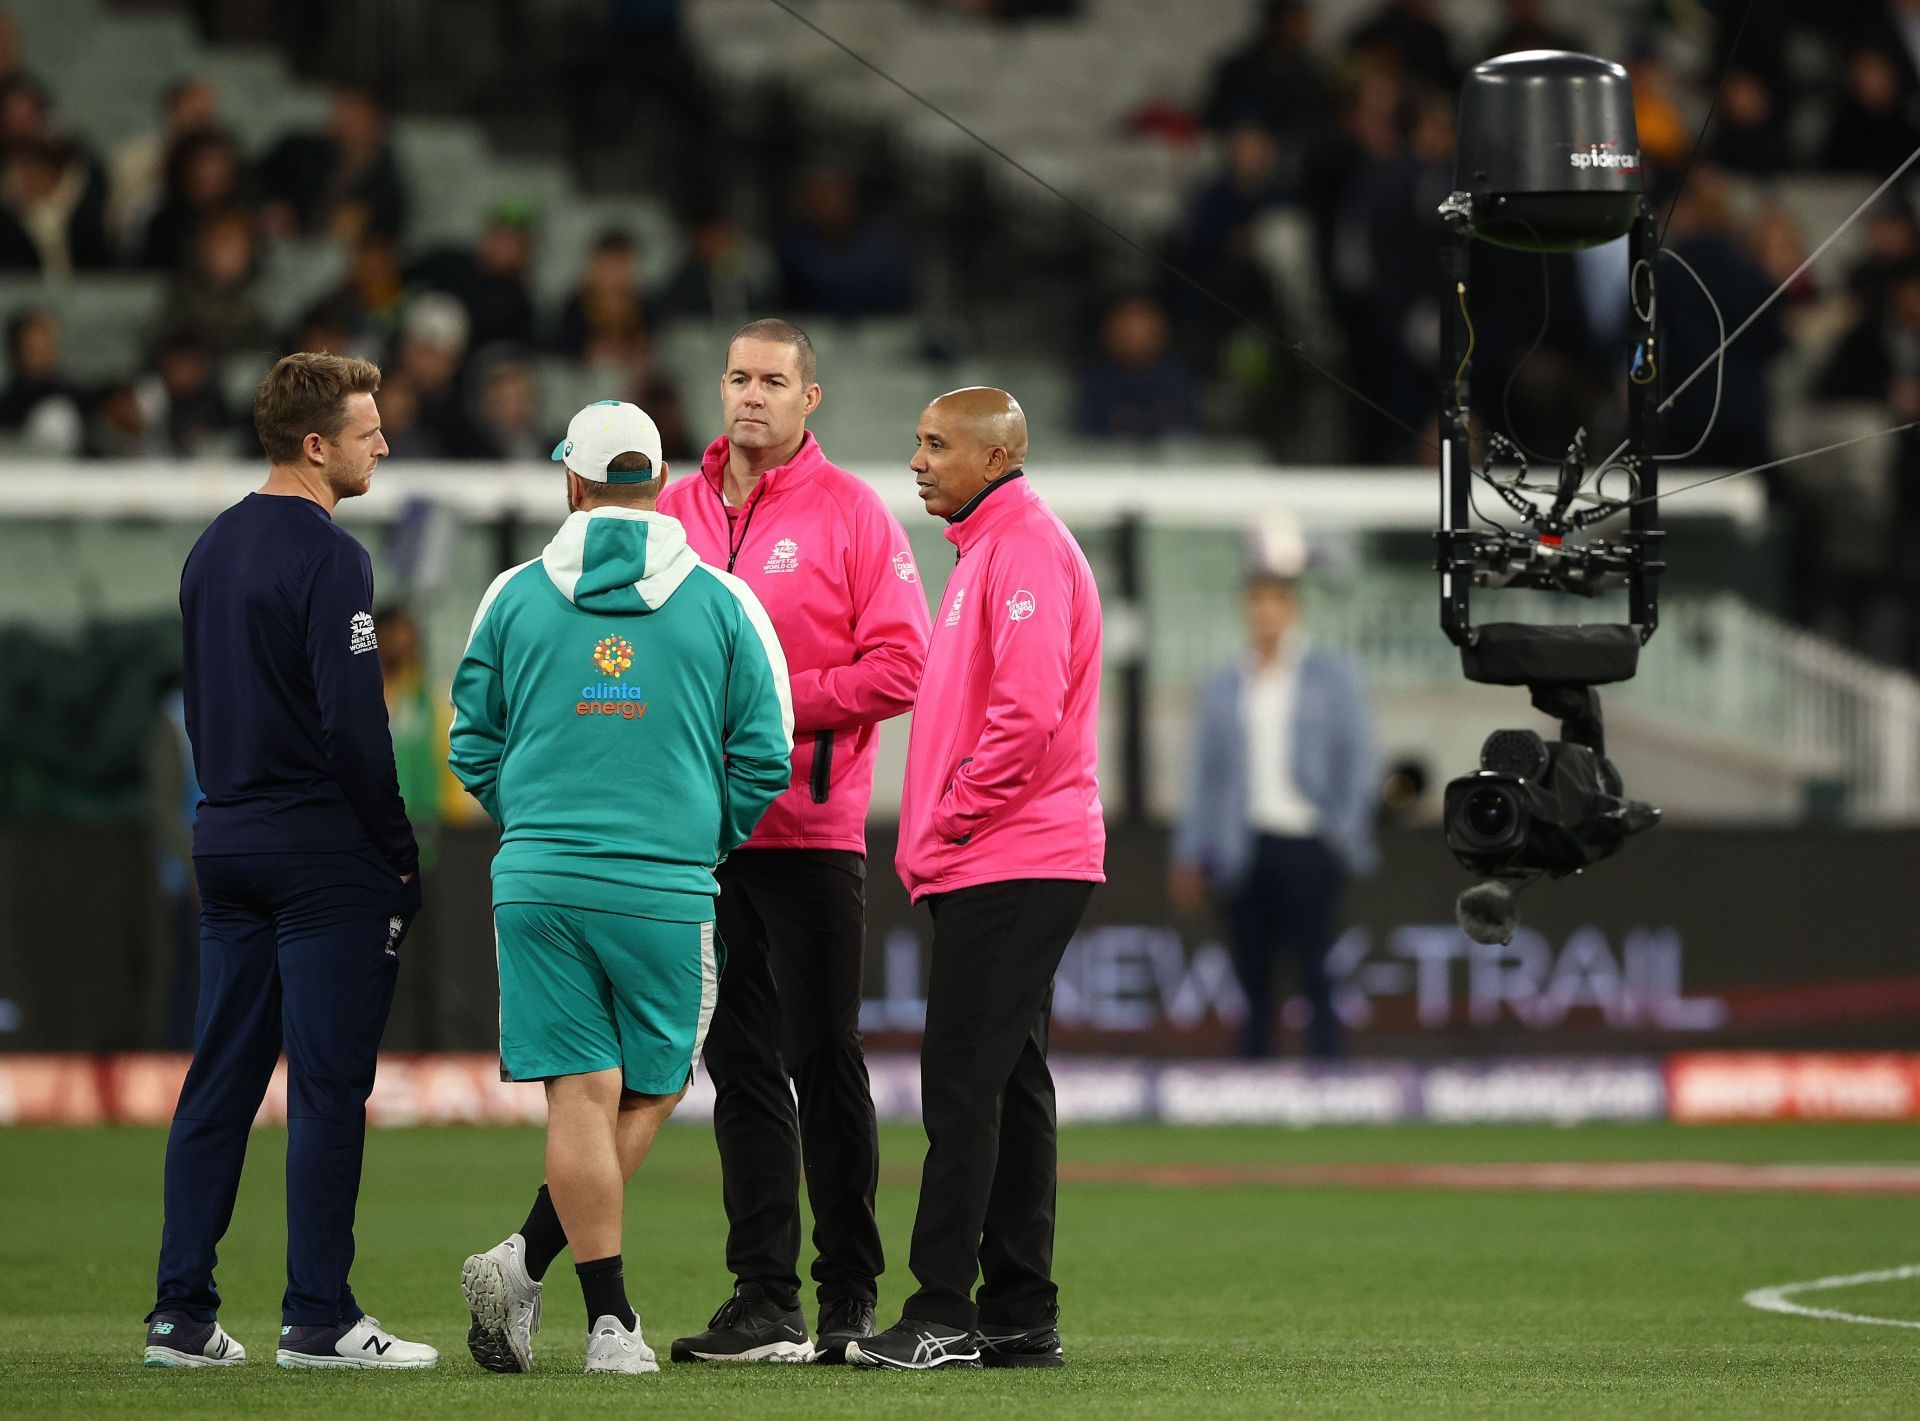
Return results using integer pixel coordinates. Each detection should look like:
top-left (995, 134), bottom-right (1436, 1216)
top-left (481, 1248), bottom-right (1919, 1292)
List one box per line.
top-left (2, 1121), bottom-right (1915, 1418)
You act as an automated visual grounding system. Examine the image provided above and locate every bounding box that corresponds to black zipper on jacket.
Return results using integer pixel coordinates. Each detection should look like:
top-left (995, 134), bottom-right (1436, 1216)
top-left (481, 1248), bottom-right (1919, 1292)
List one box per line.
top-left (810, 730), bottom-right (834, 803)
top-left (720, 476), bottom-right (766, 573)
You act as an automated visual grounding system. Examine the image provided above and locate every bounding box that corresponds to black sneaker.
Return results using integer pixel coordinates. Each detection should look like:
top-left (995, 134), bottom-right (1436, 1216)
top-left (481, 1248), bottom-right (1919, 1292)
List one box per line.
top-left (978, 1323), bottom-right (1064, 1368)
top-left (844, 1319), bottom-right (983, 1371)
top-left (811, 1297), bottom-right (876, 1365)
top-left (669, 1286), bottom-right (812, 1363)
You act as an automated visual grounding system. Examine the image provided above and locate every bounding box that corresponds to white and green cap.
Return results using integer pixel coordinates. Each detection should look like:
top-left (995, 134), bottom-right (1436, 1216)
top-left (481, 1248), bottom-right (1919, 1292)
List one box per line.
top-left (552, 399), bottom-right (663, 484)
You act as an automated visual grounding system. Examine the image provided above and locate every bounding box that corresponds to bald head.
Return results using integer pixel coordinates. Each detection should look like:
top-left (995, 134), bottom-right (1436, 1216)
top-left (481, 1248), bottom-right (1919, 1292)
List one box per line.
top-left (911, 386), bottom-right (1029, 519)
top-left (929, 386), bottom-right (1028, 466)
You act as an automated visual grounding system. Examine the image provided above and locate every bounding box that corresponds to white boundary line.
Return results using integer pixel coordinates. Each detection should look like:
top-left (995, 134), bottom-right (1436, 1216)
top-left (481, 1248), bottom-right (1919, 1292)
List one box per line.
top-left (1743, 1264), bottom-right (1920, 1330)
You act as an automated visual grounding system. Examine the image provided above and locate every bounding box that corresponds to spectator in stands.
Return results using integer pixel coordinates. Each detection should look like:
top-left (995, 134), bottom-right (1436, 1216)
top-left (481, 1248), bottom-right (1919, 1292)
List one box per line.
top-left (554, 229), bottom-right (647, 362)
top-left (291, 293), bottom-right (365, 362)
top-left (0, 137), bottom-right (112, 275)
top-left (1183, 125), bottom-right (1289, 274)
top-left (1747, 200), bottom-right (1820, 323)
top-left (0, 306), bottom-right (82, 453)
top-left (1345, 0), bottom-right (1458, 95)
top-left (1075, 294), bottom-right (1201, 441)
top-left (655, 206), bottom-right (777, 325)
top-left (111, 77), bottom-right (221, 250)
top-left (258, 86), bottom-right (407, 242)
top-left (1199, 0), bottom-right (1330, 183)
top-left (1169, 216), bottom-right (1284, 363)
top-left (161, 210), bottom-right (269, 358)
top-left (1706, 66), bottom-right (1790, 178)
top-left (85, 377), bottom-right (163, 459)
top-left (1819, 44), bottom-right (1920, 177)
top-left (1482, 0), bottom-right (1584, 59)
top-left (368, 373), bottom-right (445, 461)
top-left (1169, 543), bottom-right (1378, 1061)
top-left (466, 345), bottom-right (547, 462)
top-left (1662, 166), bottom-right (1785, 470)
top-left (139, 332), bottom-right (237, 458)
top-left (1847, 196), bottom-right (1920, 307)
top-left (1348, 87), bottom-right (1455, 458)
top-left (139, 128), bottom-right (248, 272)
top-left (410, 202), bottom-right (538, 350)
top-left (618, 337), bottom-right (693, 462)
top-left (0, 69), bottom-right (51, 147)
top-left (773, 166), bottom-right (914, 316)
top-left (391, 291), bottom-right (485, 457)
top-left (1818, 257), bottom-right (1920, 406)
top-left (327, 230), bottom-right (408, 350)
top-left (1300, 64), bottom-right (1402, 325)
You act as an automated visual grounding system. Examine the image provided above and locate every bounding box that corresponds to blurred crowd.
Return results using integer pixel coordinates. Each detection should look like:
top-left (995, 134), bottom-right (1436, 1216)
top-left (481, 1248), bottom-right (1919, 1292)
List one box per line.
top-left (7, 0), bottom-right (1920, 658)
top-left (0, 2), bottom-right (927, 464)
top-left (1086, 0), bottom-right (1920, 464)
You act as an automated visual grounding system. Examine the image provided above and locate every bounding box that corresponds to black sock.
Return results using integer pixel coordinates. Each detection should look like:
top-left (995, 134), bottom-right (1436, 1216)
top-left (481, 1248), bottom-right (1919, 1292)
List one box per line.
top-left (518, 1185), bottom-right (568, 1283)
top-left (576, 1255), bottom-right (636, 1331)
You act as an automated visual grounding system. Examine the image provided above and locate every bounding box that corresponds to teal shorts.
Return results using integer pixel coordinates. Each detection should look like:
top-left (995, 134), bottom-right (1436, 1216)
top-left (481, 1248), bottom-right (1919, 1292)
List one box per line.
top-left (494, 902), bottom-right (721, 1095)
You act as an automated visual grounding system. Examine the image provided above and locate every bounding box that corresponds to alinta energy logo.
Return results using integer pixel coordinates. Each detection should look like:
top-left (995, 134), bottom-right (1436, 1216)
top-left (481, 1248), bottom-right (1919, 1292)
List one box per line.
top-left (579, 634), bottom-right (648, 720)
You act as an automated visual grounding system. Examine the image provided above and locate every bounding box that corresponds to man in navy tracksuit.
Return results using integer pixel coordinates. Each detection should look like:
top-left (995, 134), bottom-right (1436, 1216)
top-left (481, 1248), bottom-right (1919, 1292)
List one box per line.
top-left (143, 353), bottom-right (438, 1371)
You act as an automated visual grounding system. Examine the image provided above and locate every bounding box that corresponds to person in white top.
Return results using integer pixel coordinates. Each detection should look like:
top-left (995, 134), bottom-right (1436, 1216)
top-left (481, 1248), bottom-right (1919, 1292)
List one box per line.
top-left (1170, 570), bottom-right (1379, 1058)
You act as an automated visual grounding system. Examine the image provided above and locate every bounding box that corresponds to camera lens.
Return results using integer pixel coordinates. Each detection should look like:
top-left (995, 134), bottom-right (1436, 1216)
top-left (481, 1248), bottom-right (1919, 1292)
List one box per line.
top-left (1464, 786), bottom-right (1516, 840)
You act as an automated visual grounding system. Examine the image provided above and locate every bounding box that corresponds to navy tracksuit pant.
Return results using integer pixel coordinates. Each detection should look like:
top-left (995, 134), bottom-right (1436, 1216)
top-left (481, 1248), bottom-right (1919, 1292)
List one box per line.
top-left (152, 848), bottom-right (419, 1326)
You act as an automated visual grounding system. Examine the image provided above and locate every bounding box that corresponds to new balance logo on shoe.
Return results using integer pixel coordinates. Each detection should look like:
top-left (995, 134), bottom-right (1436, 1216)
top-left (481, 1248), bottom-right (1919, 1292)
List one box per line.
top-left (365, 1335), bottom-right (392, 1355)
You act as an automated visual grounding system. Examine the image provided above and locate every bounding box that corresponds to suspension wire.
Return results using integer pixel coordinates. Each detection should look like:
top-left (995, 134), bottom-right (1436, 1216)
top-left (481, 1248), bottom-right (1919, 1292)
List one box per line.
top-left (1593, 142), bottom-right (1920, 476)
top-left (1611, 421), bottom-right (1920, 514)
top-left (763, 0), bottom-right (1434, 449)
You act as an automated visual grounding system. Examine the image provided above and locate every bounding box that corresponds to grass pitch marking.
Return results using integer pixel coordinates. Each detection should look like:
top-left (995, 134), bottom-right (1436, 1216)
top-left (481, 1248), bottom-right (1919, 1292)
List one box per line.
top-left (1743, 1263), bottom-right (1920, 1330)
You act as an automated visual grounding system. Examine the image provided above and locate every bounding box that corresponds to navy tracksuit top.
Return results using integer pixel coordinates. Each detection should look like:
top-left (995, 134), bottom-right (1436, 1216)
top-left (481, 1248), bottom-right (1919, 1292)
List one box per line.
top-left (180, 492), bottom-right (418, 875)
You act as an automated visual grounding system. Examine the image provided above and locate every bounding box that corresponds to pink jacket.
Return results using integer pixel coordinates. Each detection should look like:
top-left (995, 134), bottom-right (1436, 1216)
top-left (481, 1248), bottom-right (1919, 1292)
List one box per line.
top-left (656, 432), bottom-right (930, 853)
top-left (896, 474), bottom-right (1106, 902)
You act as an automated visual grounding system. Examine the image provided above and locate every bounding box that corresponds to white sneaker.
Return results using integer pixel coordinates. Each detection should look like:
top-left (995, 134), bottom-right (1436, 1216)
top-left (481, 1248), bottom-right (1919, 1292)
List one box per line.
top-left (143, 1314), bottom-right (247, 1367)
top-left (584, 1314), bottom-right (659, 1374)
top-left (462, 1235), bottom-right (543, 1373)
top-left (275, 1314), bottom-right (439, 1370)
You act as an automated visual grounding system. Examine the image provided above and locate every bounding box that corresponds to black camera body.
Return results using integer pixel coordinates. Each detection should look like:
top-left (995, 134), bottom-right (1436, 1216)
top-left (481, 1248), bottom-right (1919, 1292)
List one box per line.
top-left (1444, 723), bottom-right (1655, 879)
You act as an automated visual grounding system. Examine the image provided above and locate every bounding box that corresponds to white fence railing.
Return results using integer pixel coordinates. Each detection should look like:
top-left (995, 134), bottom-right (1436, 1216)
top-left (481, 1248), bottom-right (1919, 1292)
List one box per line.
top-left (1179, 583), bottom-right (1920, 823)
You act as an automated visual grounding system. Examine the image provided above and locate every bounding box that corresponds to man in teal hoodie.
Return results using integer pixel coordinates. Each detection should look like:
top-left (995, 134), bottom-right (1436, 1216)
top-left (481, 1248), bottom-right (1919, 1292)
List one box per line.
top-left (449, 400), bottom-right (792, 1375)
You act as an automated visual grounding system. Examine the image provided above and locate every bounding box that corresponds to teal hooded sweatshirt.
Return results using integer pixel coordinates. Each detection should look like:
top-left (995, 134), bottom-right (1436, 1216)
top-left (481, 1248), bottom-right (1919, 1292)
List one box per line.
top-left (449, 507), bottom-right (793, 922)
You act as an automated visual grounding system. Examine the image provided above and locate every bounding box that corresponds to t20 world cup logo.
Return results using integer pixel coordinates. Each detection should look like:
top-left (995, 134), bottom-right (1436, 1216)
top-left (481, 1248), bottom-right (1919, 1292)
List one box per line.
top-left (593, 635), bottom-right (634, 677)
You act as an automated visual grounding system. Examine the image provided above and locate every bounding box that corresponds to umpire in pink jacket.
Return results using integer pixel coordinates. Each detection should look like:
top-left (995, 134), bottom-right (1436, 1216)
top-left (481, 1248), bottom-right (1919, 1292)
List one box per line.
top-left (657, 320), bottom-right (931, 1364)
top-left (847, 388), bottom-right (1104, 1373)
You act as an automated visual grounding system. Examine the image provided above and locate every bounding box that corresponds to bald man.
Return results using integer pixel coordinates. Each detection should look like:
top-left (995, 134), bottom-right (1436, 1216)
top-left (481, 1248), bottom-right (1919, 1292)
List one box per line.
top-left (847, 390), bottom-right (1105, 1371)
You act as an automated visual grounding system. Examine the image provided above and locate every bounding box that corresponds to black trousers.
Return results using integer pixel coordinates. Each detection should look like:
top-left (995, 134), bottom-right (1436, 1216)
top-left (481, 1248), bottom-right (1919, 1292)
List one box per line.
top-left (1223, 834), bottom-right (1346, 1059)
top-left (902, 877), bottom-right (1095, 1332)
top-left (154, 849), bottom-right (417, 1326)
top-left (704, 849), bottom-right (883, 1305)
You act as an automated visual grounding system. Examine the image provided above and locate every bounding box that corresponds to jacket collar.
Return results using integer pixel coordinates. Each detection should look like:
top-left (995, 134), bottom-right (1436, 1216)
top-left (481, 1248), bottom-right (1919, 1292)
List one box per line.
top-left (698, 430), bottom-right (826, 509)
top-left (944, 470), bottom-right (1031, 552)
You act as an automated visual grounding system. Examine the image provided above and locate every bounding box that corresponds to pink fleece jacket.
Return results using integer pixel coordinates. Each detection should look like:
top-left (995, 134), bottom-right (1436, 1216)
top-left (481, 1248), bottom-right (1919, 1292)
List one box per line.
top-left (895, 473), bottom-right (1106, 902)
top-left (656, 432), bottom-right (930, 852)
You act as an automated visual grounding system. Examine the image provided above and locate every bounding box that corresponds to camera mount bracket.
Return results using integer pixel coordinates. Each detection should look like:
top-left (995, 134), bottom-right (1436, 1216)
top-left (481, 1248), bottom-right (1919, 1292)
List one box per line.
top-left (1435, 195), bottom-right (1665, 667)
